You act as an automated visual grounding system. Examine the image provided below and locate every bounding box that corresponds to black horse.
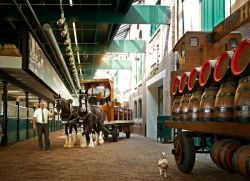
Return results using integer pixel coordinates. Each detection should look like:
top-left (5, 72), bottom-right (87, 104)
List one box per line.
top-left (54, 94), bottom-right (79, 148)
top-left (78, 93), bottom-right (108, 147)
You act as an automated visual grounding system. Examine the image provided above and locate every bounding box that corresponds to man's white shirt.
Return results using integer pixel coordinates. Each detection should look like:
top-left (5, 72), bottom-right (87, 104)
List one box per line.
top-left (33, 108), bottom-right (50, 124)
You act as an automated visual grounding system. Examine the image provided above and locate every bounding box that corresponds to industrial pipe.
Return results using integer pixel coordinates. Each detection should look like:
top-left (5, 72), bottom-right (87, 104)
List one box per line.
top-left (13, 0), bottom-right (78, 96)
top-left (25, 0), bottom-right (79, 94)
top-left (43, 23), bottom-right (78, 96)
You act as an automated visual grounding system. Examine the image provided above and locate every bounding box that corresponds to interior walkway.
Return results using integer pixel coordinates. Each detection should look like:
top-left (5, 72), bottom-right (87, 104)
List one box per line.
top-left (0, 131), bottom-right (246, 181)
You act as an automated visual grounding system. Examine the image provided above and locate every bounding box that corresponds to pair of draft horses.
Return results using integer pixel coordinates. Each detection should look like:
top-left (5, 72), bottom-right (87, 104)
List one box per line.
top-left (54, 92), bottom-right (109, 148)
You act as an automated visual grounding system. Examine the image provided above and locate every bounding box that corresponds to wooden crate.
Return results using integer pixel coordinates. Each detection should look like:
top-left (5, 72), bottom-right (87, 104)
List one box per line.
top-left (173, 32), bottom-right (241, 71)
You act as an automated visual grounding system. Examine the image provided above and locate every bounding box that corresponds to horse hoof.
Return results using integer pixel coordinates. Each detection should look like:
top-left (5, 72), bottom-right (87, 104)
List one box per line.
top-left (80, 144), bottom-right (87, 148)
top-left (88, 142), bottom-right (95, 148)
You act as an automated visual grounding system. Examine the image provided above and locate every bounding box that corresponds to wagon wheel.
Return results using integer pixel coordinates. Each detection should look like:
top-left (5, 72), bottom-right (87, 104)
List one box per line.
top-left (104, 133), bottom-right (109, 139)
top-left (172, 132), bottom-right (195, 173)
top-left (125, 125), bottom-right (131, 138)
top-left (112, 125), bottom-right (119, 142)
top-left (125, 131), bottom-right (131, 138)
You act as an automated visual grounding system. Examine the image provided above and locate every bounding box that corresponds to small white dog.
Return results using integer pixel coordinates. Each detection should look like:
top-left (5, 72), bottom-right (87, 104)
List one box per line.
top-left (158, 152), bottom-right (169, 177)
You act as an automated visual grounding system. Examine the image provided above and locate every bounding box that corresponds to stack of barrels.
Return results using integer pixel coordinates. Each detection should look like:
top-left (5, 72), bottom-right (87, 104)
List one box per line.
top-left (171, 40), bottom-right (250, 179)
top-left (210, 140), bottom-right (250, 179)
top-left (171, 39), bottom-right (250, 123)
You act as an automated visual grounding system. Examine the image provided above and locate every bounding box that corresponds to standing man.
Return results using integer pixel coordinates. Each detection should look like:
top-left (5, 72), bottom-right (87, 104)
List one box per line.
top-left (33, 100), bottom-right (52, 151)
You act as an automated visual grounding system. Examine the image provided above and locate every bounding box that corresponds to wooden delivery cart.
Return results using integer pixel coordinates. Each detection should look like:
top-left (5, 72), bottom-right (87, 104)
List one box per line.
top-left (80, 79), bottom-right (134, 142)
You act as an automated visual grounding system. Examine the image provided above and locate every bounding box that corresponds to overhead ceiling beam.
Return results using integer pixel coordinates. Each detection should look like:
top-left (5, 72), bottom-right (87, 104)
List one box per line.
top-left (76, 60), bottom-right (131, 70)
top-left (69, 40), bottom-right (146, 53)
top-left (2, 5), bottom-right (171, 25)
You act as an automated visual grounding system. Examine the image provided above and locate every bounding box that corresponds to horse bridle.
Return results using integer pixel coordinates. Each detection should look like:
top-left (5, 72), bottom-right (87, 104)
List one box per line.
top-left (55, 98), bottom-right (75, 122)
top-left (79, 94), bottom-right (91, 119)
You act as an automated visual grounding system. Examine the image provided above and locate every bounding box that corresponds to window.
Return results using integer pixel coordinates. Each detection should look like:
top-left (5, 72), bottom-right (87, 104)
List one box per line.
top-left (138, 98), bottom-right (142, 118)
top-left (134, 100), bottom-right (137, 118)
top-left (201, 0), bottom-right (225, 31)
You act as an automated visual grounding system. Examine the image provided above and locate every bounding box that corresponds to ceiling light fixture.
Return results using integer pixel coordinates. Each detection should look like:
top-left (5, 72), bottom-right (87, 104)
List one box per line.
top-left (57, 13), bottom-right (65, 27)
top-left (102, 56), bottom-right (107, 62)
top-left (72, 22), bottom-right (78, 46)
top-left (64, 34), bottom-right (71, 45)
top-left (61, 23), bottom-right (68, 37)
top-left (8, 90), bottom-right (20, 93)
top-left (69, 0), bottom-right (73, 6)
top-left (77, 52), bottom-right (80, 64)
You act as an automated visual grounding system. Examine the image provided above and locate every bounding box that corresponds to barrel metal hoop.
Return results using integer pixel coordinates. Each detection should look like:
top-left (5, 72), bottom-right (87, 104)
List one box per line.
top-left (193, 91), bottom-right (203, 95)
top-left (189, 99), bottom-right (200, 102)
top-left (239, 75), bottom-right (250, 83)
top-left (214, 107), bottom-right (234, 112)
top-left (214, 117), bottom-right (234, 122)
top-left (199, 108), bottom-right (214, 113)
top-left (189, 118), bottom-right (199, 121)
top-left (200, 118), bottom-right (214, 122)
top-left (234, 106), bottom-right (250, 111)
top-left (220, 82), bottom-right (237, 88)
top-left (202, 95), bottom-right (217, 99)
top-left (237, 87), bottom-right (250, 92)
top-left (188, 110), bottom-right (199, 113)
top-left (217, 92), bottom-right (235, 97)
top-left (234, 116), bottom-right (250, 123)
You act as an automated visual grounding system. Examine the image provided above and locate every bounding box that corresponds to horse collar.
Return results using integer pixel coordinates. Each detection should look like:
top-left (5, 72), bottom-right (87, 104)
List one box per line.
top-left (82, 110), bottom-right (91, 120)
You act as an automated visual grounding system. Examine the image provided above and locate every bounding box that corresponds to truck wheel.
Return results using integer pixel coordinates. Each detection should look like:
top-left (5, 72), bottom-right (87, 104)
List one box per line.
top-left (104, 133), bottom-right (109, 139)
top-left (112, 126), bottom-right (119, 142)
top-left (125, 131), bottom-right (131, 138)
top-left (172, 132), bottom-right (195, 173)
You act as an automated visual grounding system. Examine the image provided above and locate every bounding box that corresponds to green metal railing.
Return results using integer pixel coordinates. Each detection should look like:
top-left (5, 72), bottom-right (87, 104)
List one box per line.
top-left (157, 115), bottom-right (172, 143)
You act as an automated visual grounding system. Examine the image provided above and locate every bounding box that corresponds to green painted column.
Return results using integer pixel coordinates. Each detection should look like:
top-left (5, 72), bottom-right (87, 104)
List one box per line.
top-left (1, 81), bottom-right (8, 145)
top-left (16, 100), bottom-right (19, 141)
top-left (25, 92), bottom-right (29, 139)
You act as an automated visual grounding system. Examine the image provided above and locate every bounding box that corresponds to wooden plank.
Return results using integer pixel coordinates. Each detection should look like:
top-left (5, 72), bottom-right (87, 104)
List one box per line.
top-left (165, 121), bottom-right (250, 138)
top-left (213, 1), bottom-right (250, 42)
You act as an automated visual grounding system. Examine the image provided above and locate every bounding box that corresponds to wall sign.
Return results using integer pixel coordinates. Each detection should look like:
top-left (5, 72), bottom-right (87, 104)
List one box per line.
top-left (28, 33), bottom-right (72, 100)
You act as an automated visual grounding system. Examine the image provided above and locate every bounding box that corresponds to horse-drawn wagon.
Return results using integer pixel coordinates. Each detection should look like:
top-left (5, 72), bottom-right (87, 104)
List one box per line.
top-left (80, 79), bottom-right (134, 142)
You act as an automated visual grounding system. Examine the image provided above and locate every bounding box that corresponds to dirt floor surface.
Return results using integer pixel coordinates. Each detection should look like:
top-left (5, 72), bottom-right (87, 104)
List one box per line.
top-left (0, 131), bottom-right (247, 181)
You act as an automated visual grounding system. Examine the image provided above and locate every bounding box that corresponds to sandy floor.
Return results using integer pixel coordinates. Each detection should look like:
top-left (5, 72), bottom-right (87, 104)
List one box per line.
top-left (0, 130), bottom-right (247, 181)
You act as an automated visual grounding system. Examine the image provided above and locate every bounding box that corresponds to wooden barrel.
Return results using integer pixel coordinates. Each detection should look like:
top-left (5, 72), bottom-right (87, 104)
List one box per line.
top-left (172, 76), bottom-right (181, 96)
top-left (214, 82), bottom-right (237, 122)
top-left (234, 76), bottom-right (250, 123)
top-left (199, 59), bottom-right (217, 87)
top-left (171, 96), bottom-right (182, 121)
top-left (231, 40), bottom-right (250, 77)
top-left (214, 51), bottom-right (235, 83)
top-left (210, 140), bottom-right (241, 172)
top-left (187, 91), bottom-right (203, 121)
top-left (232, 145), bottom-right (250, 179)
top-left (188, 67), bottom-right (201, 91)
top-left (199, 87), bottom-right (218, 122)
top-left (179, 72), bottom-right (190, 94)
top-left (179, 93), bottom-right (192, 121)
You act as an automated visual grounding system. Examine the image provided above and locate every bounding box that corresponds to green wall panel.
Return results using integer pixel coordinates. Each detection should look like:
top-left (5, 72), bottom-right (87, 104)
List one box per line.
top-left (7, 119), bottom-right (17, 143)
top-left (19, 119), bottom-right (27, 141)
top-left (28, 120), bottom-right (34, 138)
